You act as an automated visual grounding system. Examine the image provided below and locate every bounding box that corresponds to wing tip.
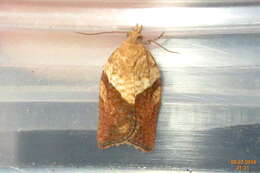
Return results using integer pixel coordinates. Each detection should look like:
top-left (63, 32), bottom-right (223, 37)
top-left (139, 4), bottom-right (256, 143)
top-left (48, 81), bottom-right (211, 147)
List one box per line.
top-left (97, 141), bottom-right (154, 152)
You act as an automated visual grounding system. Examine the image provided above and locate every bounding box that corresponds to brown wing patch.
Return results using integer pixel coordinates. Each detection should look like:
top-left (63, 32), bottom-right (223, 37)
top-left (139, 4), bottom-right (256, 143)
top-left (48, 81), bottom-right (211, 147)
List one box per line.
top-left (127, 79), bottom-right (161, 152)
top-left (97, 72), bottom-right (138, 149)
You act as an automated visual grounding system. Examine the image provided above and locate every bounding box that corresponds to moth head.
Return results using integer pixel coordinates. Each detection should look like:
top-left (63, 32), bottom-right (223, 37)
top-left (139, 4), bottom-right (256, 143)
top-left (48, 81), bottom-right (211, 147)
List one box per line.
top-left (126, 24), bottom-right (143, 43)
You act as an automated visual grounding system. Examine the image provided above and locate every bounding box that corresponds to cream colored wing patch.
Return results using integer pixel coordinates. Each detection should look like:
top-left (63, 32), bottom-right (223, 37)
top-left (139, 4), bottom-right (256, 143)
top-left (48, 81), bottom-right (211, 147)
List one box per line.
top-left (104, 45), bottom-right (160, 104)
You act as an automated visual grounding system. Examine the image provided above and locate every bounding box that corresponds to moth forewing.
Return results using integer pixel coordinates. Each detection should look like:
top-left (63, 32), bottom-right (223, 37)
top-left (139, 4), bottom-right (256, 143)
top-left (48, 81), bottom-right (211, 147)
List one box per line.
top-left (97, 25), bottom-right (161, 152)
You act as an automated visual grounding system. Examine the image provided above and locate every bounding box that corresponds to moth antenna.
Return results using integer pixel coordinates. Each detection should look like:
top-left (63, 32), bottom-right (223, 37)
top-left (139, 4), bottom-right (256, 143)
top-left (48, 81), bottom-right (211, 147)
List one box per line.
top-left (76, 31), bottom-right (128, 36)
top-left (150, 40), bottom-right (179, 54)
top-left (143, 32), bottom-right (164, 43)
top-left (143, 32), bottom-right (178, 53)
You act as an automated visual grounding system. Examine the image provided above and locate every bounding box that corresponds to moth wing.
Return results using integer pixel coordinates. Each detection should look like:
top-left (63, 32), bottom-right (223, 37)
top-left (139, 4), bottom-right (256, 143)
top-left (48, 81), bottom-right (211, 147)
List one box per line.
top-left (97, 72), bottom-right (137, 149)
top-left (127, 78), bottom-right (161, 152)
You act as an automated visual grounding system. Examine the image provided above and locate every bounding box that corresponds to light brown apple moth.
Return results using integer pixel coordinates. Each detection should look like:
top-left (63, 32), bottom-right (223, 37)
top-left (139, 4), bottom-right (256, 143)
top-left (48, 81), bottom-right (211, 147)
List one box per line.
top-left (97, 25), bottom-right (161, 152)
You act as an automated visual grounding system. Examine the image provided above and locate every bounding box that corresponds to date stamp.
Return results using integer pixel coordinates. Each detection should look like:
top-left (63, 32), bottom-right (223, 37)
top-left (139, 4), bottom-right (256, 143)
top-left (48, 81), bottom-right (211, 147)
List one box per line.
top-left (229, 160), bottom-right (257, 171)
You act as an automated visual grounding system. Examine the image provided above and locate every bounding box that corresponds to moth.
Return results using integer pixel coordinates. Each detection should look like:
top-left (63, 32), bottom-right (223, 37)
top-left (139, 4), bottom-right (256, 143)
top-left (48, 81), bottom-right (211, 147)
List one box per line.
top-left (97, 25), bottom-right (162, 152)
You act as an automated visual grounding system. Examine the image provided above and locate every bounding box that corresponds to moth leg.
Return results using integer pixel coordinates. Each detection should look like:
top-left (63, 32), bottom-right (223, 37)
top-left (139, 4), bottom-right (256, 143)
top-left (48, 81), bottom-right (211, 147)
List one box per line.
top-left (150, 32), bottom-right (165, 42)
